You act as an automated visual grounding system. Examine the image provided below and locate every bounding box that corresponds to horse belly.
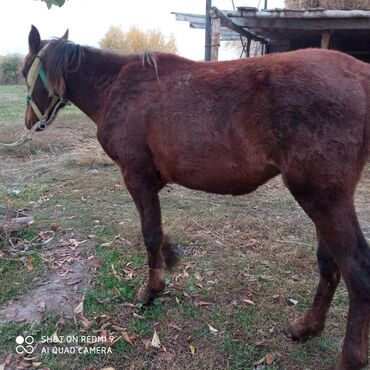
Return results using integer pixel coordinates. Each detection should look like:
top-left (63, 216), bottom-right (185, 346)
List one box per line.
top-left (152, 147), bottom-right (279, 195)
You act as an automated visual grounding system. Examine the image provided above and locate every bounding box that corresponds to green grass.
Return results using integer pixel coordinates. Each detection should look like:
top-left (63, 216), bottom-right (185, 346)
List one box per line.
top-left (1, 85), bottom-right (370, 369)
top-left (0, 84), bottom-right (27, 124)
top-left (0, 84), bottom-right (82, 127)
top-left (0, 254), bottom-right (44, 304)
top-left (219, 334), bottom-right (257, 370)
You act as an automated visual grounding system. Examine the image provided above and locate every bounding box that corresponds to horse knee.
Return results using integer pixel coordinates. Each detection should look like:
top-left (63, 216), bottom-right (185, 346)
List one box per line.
top-left (317, 246), bottom-right (340, 285)
top-left (143, 228), bottom-right (163, 250)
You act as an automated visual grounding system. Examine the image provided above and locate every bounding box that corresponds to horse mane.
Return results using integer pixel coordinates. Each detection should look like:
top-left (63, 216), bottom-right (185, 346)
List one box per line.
top-left (44, 39), bottom-right (162, 94)
top-left (44, 38), bottom-right (83, 95)
top-left (141, 51), bottom-right (159, 82)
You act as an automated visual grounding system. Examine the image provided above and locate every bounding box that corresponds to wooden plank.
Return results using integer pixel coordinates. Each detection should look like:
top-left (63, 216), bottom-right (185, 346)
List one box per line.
top-left (228, 16), bottom-right (370, 32)
top-left (205, 0), bottom-right (212, 61)
top-left (211, 16), bottom-right (221, 61)
top-left (228, 9), bottom-right (370, 19)
top-left (172, 12), bottom-right (241, 41)
top-left (321, 31), bottom-right (331, 49)
top-left (211, 7), bottom-right (268, 44)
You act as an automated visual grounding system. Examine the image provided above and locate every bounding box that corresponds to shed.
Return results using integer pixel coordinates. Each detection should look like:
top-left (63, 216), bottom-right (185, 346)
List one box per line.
top-left (173, 6), bottom-right (370, 62)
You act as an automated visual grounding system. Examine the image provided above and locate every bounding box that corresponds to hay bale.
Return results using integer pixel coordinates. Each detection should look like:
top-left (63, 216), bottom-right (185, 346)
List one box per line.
top-left (285, 0), bottom-right (370, 10)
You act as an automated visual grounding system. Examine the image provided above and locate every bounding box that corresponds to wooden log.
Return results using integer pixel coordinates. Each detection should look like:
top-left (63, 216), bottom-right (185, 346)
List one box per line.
top-left (0, 206), bottom-right (33, 233)
top-left (246, 38), bottom-right (252, 57)
top-left (0, 217), bottom-right (34, 233)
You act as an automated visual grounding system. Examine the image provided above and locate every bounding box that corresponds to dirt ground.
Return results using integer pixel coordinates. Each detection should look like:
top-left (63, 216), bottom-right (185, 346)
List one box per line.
top-left (0, 93), bottom-right (370, 369)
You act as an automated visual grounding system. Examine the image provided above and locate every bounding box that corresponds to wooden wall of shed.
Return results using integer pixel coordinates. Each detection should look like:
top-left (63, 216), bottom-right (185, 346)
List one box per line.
top-left (270, 33), bottom-right (370, 63)
top-left (285, 0), bottom-right (370, 10)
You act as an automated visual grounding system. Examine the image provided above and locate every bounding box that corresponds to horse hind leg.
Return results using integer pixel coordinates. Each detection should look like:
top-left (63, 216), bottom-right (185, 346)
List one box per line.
top-left (285, 177), bottom-right (370, 370)
top-left (289, 239), bottom-right (340, 341)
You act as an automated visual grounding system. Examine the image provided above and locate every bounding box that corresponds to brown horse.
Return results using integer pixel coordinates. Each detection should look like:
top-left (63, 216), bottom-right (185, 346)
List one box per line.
top-left (22, 26), bottom-right (370, 369)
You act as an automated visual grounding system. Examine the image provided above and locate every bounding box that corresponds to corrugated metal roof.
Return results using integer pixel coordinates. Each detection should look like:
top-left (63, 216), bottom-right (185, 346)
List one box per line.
top-left (232, 7), bottom-right (370, 18)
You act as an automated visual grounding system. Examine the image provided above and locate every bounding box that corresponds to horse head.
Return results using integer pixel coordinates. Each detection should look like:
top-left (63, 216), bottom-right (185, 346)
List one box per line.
top-left (22, 25), bottom-right (69, 130)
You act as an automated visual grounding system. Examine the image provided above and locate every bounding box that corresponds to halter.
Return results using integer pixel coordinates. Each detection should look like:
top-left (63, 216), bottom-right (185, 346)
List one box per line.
top-left (0, 44), bottom-right (68, 148)
top-left (26, 43), bottom-right (64, 123)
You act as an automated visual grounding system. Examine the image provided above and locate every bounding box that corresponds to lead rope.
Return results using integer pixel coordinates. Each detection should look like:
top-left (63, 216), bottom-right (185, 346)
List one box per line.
top-left (0, 97), bottom-right (66, 149)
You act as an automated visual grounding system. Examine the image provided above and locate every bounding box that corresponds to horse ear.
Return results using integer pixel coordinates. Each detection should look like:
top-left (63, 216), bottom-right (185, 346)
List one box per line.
top-left (29, 25), bottom-right (41, 54)
top-left (61, 29), bottom-right (69, 41)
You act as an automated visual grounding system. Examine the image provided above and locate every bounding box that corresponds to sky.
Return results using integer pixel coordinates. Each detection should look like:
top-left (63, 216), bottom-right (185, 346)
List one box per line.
top-left (0, 0), bottom-right (284, 60)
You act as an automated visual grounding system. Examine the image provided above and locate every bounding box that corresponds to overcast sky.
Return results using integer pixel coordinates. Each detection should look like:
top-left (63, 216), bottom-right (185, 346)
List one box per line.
top-left (0, 0), bottom-right (284, 60)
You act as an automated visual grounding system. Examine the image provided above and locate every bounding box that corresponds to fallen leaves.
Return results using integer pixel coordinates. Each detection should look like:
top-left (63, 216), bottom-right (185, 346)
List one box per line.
top-left (74, 300), bottom-right (84, 315)
top-left (194, 300), bottom-right (213, 308)
top-left (207, 324), bottom-right (218, 334)
top-left (101, 241), bottom-right (114, 248)
top-left (265, 352), bottom-right (276, 365)
top-left (253, 352), bottom-right (277, 367)
top-left (151, 329), bottom-right (161, 348)
top-left (0, 354), bottom-right (45, 370)
top-left (243, 299), bottom-right (256, 306)
top-left (111, 264), bottom-right (122, 282)
top-left (25, 257), bottom-right (34, 272)
top-left (132, 312), bottom-right (145, 320)
top-left (288, 298), bottom-right (299, 306)
top-left (36, 300), bottom-right (46, 312)
top-left (189, 344), bottom-right (196, 355)
top-left (41, 235), bottom-right (87, 278)
top-left (122, 331), bottom-right (140, 345)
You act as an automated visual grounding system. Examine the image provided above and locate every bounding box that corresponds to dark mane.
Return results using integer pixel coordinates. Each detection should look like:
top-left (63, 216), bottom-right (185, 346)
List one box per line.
top-left (43, 39), bottom-right (157, 94)
top-left (44, 38), bottom-right (83, 95)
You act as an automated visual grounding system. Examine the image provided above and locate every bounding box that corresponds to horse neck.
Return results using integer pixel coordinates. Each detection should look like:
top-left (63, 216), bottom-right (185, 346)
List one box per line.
top-left (64, 47), bottom-right (135, 123)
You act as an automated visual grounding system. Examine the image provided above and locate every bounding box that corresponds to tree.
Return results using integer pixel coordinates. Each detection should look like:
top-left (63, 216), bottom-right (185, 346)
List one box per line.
top-left (39, 0), bottom-right (66, 8)
top-left (99, 26), bottom-right (177, 55)
top-left (0, 54), bottom-right (23, 84)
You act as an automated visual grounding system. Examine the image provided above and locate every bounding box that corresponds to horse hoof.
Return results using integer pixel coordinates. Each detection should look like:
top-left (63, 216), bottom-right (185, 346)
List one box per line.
top-left (288, 318), bottom-right (323, 342)
top-left (163, 243), bottom-right (183, 271)
top-left (136, 285), bottom-right (162, 304)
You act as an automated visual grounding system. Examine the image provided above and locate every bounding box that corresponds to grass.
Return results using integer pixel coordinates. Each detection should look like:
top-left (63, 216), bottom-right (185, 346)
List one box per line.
top-left (0, 84), bottom-right (27, 124)
top-left (0, 252), bottom-right (44, 304)
top-left (0, 84), bottom-right (82, 126)
top-left (0, 84), bottom-right (370, 369)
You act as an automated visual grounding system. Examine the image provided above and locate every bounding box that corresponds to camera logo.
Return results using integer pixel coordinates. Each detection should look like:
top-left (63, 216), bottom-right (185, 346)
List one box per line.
top-left (15, 335), bottom-right (35, 354)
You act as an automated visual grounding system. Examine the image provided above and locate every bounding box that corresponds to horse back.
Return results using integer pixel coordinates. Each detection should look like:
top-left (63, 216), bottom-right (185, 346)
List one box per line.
top-left (99, 49), bottom-right (370, 194)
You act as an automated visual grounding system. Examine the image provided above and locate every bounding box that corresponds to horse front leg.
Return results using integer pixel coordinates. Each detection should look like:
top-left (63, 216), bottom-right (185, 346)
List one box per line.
top-left (123, 171), bottom-right (180, 303)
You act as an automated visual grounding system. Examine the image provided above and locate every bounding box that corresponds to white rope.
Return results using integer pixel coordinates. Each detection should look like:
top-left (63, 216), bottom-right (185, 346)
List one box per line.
top-left (0, 98), bottom-right (66, 149)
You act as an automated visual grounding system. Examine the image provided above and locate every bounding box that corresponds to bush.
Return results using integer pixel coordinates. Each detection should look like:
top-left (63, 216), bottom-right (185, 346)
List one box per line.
top-left (0, 54), bottom-right (24, 84)
top-left (100, 25), bottom-right (177, 55)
